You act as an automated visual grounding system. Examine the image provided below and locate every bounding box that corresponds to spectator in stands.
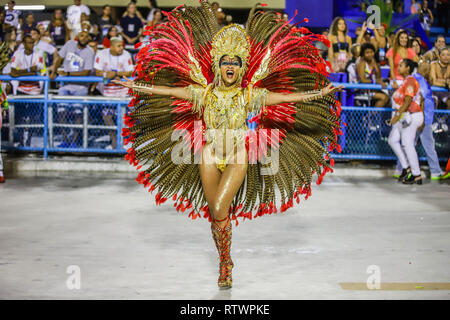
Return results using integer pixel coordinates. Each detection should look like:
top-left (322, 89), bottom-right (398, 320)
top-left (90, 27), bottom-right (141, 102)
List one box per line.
top-left (434, 0), bottom-right (449, 34)
top-left (216, 11), bottom-right (227, 28)
top-left (386, 29), bottom-right (418, 82)
top-left (387, 31), bottom-right (396, 49)
top-left (49, 9), bottom-right (70, 46)
top-left (21, 13), bottom-right (36, 39)
top-left (410, 0), bottom-right (421, 14)
top-left (423, 35), bottom-right (446, 63)
top-left (147, 9), bottom-right (162, 28)
top-left (328, 17), bottom-right (352, 73)
top-left (120, 2), bottom-right (143, 45)
top-left (356, 43), bottom-right (390, 108)
top-left (212, 2), bottom-right (220, 13)
top-left (67, 0), bottom-right (91, 40)
top-left (80, 12), bottom-right (96, 36)
top-left (430, 47), bottom-right (450, 109)
top-left (88, 38), bottom-right (98, 54)
top-left (4, 1), bottom-right (21, 33)
top-left (103, 26), bottom-right (124, 48)
top-left (356, 22), bottom-right (371, 45)
top-left (0, 8), bottom-right (5, 41)
top-left (419, 0), bottom-right (434, 37)
top-left (10, 34), bottom-right (44, 94)
top-left (371, 23), bottom-right (389, 66)
top-left (3, 27), bottom-right (18, 53)
top-left (352, 26), bottom-right (361, 45)
top-left (29, 28), bottom-right (57, 69)
top-left (146, 0), bottom-right (159, 24)
top-left (49, 31), bottom-right (95, 148)
top-left (94, 37), bottom-right (134, 149)
top-left (315, 29), bottom-right (329, 60)
top-left (97, 5), bottom-right (114, 42)
top-left (345, 43), bottom-right (361, 83)
top-left (411, 38), bottom-right (424, 58)
top-left (36, 23), bottom-right (52, 44)
top-left (10, 34), bottom-right (45, 147)
top-left (387, 59), bottom-right (423, 184)
top-left (122, 1), bottom-right (147, 25)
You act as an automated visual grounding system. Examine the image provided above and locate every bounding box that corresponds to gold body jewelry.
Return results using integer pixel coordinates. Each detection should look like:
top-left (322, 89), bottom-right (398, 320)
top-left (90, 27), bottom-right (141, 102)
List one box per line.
top-left (189, 84), bottom-right (268, 173)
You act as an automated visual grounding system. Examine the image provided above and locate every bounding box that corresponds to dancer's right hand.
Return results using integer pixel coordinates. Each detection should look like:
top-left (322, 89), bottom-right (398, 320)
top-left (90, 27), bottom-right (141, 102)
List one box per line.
top-left (111, 76), bottom-right (134, 89)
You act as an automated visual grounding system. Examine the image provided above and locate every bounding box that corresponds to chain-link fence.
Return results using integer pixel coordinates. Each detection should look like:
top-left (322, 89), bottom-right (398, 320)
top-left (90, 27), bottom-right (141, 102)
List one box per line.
top-left (335, 107), bottom-right (450, 160)
top-left (1, 76), bottom-right (449, 161)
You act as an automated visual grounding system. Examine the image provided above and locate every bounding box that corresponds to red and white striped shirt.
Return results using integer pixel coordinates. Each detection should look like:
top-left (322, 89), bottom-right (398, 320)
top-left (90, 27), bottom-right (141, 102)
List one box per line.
top-left (10, 49), bottom-right (45, 95)
top-left (94, 48), bottom-right (134, 97)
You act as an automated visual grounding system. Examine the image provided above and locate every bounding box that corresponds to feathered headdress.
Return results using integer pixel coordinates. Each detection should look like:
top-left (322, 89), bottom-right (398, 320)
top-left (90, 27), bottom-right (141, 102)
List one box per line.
top-left (210, 24), bottom-right (251, 85)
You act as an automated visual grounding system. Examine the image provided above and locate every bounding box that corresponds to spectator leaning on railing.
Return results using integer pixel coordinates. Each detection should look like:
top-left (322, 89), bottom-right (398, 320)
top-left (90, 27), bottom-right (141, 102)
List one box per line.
top-left (94, 37), bottom-right (134, 149)
top-left (356, 43), bottom-right (390, 108)
top-left (10, 34), bottom-right (44, 95)
top-left (48, 31), bottom-right (95, 148)
top-left (94, 37), bottom-right (133, 97)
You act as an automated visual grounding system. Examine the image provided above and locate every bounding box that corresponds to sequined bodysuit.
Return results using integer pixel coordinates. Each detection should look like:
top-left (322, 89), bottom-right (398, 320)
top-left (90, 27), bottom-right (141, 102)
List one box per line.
top-left (188, 84), bottom-right (268, 172)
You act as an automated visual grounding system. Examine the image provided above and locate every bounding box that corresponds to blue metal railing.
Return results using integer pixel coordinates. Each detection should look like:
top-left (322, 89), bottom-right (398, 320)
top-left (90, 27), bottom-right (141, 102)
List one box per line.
top-left (0, 75), bottom-right (449, 161)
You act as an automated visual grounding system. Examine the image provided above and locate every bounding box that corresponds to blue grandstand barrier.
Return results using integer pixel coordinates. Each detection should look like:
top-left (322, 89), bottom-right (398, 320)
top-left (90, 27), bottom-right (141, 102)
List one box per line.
top-left (0, 76), bottom-right (449, 162)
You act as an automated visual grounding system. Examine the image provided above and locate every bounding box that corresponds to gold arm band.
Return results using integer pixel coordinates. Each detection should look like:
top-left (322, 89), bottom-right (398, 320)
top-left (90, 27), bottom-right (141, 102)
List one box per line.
top-left (301, 91), bottom-right (324, 102)
top-left (132, 83), bottom-right (154, 93)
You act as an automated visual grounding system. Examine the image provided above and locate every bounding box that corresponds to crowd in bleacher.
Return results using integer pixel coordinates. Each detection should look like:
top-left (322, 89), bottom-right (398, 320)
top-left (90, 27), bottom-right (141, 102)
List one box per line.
top-left (0, 0), bottom-right (449, 180)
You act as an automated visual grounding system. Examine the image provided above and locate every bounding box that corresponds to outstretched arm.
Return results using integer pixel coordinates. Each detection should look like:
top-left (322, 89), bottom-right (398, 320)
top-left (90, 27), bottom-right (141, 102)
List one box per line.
top-left (112, 76), bottom-right (190, 100)
top-left (265, 83), bottom-right (344, 106)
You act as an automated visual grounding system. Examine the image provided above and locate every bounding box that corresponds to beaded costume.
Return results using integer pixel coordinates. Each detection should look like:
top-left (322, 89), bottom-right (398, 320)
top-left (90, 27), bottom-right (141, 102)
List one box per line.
top-left (124, 0), bottom-right (343, 225)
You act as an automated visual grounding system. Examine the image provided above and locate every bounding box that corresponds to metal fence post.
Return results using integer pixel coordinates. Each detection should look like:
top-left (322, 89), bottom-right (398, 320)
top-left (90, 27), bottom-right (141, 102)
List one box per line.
top-left (8, 103), bottom-right (14, 145)
top-left (116, 103), bottom-right (122, 150)
top-left (83, 104), bottom-right (88, 149)
top-left (43, 78), bottom-right (49, 159)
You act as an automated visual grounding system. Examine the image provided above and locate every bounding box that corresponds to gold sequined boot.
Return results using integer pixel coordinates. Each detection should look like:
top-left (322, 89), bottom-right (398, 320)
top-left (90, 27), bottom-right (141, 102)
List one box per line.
top-left (211, 215), bottom-right (233, 289)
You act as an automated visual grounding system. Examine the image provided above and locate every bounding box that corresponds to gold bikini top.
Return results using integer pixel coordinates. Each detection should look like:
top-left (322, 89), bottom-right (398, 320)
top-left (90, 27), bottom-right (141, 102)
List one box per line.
top-left (188, 84), bottom-right (268, 133)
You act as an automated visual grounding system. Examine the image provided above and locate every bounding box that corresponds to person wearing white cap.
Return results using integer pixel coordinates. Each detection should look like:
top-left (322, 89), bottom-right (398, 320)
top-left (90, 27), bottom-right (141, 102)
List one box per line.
top-left (94, 37), bottom-right (134, 149)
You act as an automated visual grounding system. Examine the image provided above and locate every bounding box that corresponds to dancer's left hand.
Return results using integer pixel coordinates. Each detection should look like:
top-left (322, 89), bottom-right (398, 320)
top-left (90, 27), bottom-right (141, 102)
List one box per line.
top-left (322, 83), bottom-right (344, 95)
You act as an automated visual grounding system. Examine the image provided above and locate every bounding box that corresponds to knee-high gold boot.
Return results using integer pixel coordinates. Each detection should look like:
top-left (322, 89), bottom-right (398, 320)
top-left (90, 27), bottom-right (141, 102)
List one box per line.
top-left (211, 215), bottom-right (233, 289)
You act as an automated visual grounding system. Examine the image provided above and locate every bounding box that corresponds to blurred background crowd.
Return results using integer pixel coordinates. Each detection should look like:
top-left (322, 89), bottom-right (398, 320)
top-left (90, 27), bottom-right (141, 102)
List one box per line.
top-left (0, 0), bottom-right (448, 181)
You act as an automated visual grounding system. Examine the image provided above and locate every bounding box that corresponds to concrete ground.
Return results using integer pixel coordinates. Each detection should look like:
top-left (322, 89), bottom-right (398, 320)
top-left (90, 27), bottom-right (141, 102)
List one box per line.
top-left (0, 172), bottom-right (449, 299)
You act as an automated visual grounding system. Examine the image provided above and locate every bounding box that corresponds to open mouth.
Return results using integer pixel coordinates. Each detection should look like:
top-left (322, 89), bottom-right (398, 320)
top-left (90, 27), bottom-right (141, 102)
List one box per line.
top-left (226, 70), bottom-right (234, 79)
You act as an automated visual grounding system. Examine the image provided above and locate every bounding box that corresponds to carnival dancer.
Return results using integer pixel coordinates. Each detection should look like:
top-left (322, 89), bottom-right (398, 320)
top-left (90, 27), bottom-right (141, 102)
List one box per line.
top-left (114, 1), bottom-right (344, 289)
